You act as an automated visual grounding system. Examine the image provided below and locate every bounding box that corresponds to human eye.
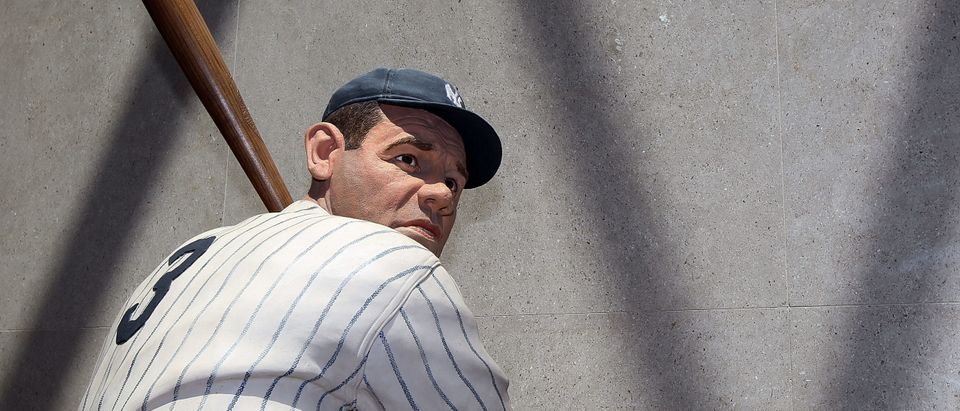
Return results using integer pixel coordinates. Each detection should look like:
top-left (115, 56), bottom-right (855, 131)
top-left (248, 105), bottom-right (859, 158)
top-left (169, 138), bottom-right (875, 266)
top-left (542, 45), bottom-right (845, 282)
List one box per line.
top-left (394, 154), bottom-right (418, 168)
top-left (445, 178), bottom-right (460, 193)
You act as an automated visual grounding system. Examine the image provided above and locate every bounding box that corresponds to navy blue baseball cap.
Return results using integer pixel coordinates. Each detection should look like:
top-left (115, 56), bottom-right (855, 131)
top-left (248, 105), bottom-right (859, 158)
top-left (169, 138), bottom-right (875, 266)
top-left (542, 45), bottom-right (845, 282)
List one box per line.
top-left (322, 68), bottom-right (502, 189)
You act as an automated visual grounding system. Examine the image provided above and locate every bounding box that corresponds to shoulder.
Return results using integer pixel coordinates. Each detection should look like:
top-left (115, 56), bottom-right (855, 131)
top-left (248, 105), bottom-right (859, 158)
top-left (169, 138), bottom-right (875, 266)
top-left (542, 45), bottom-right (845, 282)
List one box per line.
top-left (193, 201), bottom-right (437, 262)
top-left (284, 201), bottom-right (439, 267)
top-left (188, 200), bottom-right (441, 287)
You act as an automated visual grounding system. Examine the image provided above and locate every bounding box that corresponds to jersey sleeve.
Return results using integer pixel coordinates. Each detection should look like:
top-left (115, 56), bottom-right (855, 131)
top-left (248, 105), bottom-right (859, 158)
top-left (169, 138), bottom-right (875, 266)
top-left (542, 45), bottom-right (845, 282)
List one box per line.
top-left (356, 266), bottom-right (511, 411)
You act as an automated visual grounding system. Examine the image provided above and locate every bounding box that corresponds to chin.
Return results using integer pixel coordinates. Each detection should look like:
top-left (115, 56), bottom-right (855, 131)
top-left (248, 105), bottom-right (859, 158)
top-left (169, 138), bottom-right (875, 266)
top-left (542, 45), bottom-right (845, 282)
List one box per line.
top-left (409, 236), bottom-right (443, 257)
top-left (412, 237), bottom-right (442, 256)
top-left (393, 226), bottom-right (443, 255)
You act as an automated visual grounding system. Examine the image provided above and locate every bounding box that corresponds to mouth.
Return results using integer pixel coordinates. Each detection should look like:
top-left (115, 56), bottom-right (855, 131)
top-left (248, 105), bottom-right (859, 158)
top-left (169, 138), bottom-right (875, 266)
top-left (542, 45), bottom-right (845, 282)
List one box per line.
top-left (397, 220), bottom-right (440, 242)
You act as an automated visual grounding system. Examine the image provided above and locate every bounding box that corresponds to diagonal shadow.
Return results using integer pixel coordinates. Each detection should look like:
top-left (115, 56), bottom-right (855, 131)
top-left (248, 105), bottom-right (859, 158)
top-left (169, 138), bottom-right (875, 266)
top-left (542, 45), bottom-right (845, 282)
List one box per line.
top-left (0, 1), bottom-right (236, 409)
top-left (834, 2), bottom-right (960, 408)
top-left (512, 1), bottom-right (710, 408)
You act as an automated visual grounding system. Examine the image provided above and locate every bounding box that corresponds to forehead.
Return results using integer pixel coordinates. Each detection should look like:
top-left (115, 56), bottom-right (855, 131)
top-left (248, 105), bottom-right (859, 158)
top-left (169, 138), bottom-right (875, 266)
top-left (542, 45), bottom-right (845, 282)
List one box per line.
top-left (373, 104), bottom-right (466, 158)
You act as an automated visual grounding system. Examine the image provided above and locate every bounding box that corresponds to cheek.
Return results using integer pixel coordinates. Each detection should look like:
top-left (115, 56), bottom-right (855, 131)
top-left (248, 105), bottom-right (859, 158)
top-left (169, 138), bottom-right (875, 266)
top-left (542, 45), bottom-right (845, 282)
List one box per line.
top-left (441, 206), bottom-right (458, 233)
top-left (383, 177), bottom-right (423, 208)
top-left (331, 162), bottom-right (380, 216)
top-left (355, 164), bottom-right (421, 213)
top-left (337, 155), bottom-right (423, 217)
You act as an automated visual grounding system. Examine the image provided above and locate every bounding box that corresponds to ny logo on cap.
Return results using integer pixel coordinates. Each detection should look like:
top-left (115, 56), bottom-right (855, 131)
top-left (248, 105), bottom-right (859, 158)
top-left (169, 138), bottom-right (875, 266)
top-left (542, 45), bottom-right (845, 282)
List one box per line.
top-left (445, 83), bottom-right (464, 108)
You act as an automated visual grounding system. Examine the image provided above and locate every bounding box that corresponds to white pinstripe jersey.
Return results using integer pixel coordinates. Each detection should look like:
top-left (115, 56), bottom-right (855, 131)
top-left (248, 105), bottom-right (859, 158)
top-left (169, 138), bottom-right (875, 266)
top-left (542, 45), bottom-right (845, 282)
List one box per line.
top-left (80, 200), bottom-right (511, 411)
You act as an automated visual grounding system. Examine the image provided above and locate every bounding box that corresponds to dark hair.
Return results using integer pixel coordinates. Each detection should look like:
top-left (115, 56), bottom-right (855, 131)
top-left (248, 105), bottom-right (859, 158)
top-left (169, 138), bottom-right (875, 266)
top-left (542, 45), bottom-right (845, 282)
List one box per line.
top-left (323, 100), bottom-right (384, 149)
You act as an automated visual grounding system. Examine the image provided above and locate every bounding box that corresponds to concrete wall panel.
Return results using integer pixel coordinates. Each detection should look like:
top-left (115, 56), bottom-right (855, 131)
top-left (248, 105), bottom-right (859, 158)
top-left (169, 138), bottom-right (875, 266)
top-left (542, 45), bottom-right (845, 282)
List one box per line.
top-left (790, 305), bottom-right (960, 409)
top-left (0, 0), bottom-right (236, 408)
top-left (1, 0), bottom-right (958, 409)
top-left (781, 0), bottom-right (960, 306)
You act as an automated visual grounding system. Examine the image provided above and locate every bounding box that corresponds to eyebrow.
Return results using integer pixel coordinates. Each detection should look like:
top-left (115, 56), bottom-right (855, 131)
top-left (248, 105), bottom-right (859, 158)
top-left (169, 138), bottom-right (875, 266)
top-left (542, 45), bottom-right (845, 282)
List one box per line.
top-left (387, 135), bottom-right (469, 180)
top-left (386, 135), bottom-right (433, 152)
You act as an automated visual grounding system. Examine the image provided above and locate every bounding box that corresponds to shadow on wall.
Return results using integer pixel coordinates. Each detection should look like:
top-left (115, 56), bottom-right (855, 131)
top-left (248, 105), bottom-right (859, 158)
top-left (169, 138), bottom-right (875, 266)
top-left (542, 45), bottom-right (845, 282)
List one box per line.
top-left (0, 1), bottom-right (235, 409)
top-left (836, 3), bottom-right (960, 409)
top-left (513, 1), bottom-right (710, 408)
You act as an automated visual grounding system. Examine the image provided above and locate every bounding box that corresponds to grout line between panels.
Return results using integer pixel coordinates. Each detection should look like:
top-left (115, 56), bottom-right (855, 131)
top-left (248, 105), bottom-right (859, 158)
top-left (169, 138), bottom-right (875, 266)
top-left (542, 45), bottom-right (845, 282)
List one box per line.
top-left (475, 311), bottom-right (630, 319)
top-left (772, 1), bottom-right (795, 409)
top-left (473, 301), bottom-right (960, 319)
top-left (0, 326), bottom-right (112, 333)
top-left (789, 301), bottom-right (960, 309)
top-left (773, 0), bottom-right (789, 309)
top-left (651, 301), bottom-right (960, 312)
top-left (221, 0), bottom-right (243, 225)
top-left (233, 0), bottom-right (241, 73)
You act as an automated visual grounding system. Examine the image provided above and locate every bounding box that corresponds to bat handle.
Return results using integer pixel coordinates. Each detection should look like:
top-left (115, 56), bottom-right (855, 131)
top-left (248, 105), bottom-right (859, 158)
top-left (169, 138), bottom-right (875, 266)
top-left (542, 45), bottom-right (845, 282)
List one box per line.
top-left (143, 0), bottom-right (293, 212)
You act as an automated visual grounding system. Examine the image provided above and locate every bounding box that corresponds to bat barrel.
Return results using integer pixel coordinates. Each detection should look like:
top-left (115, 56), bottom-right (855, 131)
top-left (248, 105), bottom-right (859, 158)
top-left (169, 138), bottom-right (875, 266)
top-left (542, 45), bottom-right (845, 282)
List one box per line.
top-left (143, 0), bottom-right (292, 212)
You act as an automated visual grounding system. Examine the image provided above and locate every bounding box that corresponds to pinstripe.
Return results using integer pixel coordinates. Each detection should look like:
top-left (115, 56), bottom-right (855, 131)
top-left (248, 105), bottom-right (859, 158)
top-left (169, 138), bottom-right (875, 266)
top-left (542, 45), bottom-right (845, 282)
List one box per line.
top-left (196, 221), bottom-right (367, 409)
top-left (164, 218), bottom-right (345, 409)
top-left (363, 375), bottom-right (386, 410)
top-left (89, 255), bottom-right (171, 411)
top-left (102, 246), bottom-right (208, 411)
top-left (228, 231), bottom-right (399, 409)
top-left (399, 308), bottom-right (458, 411)
top-left (98, 226), bottom-right (231, 410)
top-left (256, 247), bottom-right (426, 410)
top-left (97, 255), bottom-right (179, 410)
top-left (379, 331), bottom-right (418, 411)
top-left (415, 285), bottom-right (487, 411)
top-left (131, 214), bottom-right (326, 411)
top-left (432, 276), bottom-right (507, 411)
top-left (83, 202), bottom-right (511, 411)
top-left (314, 353), bottom-right (369, 410)
top-left (100, 216), bottom-right (272, 410)
top-left (102, 212), bottom-right (289, 411)
top-left (110, 212), bottom-right (313, 411)
top-left (286, 261), bottom-right (435, 409)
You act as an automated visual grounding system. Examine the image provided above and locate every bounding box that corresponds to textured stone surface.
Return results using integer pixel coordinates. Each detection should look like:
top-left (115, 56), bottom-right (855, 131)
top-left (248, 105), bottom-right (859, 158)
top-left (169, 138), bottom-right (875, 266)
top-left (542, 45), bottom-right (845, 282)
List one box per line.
top-left (630, 308), bottom-right (791, 409)
top-left (780, 0), bottom-right (960, 306)
top-left (2, 0), bottom-right (959, 409)
top-left (0, 0), bottom-right (236, 331)
top-left (790, 305), bottom-right (960, 409)
top-left (0, 0), bottom-right (235, 409)
top-left (477, 313), bottom-right (639, 409)
top-left (497, 0), bottom-right (786, 315)
top-left (0, 327), bottom-right (109, 411)
top-left (478, 309), bottom-right (791, 410)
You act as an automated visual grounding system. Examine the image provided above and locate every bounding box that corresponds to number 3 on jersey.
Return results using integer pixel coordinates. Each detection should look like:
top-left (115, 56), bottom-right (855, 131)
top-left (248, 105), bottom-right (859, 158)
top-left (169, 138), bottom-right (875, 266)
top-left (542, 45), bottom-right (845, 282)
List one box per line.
top-left (116, 236), bottom-right (216, 344)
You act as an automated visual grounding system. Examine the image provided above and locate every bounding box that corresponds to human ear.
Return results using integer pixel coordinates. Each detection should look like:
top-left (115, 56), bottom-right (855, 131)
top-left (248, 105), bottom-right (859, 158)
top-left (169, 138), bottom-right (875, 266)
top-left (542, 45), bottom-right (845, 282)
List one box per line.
top-left (304, 122), bottom-right (344, 181)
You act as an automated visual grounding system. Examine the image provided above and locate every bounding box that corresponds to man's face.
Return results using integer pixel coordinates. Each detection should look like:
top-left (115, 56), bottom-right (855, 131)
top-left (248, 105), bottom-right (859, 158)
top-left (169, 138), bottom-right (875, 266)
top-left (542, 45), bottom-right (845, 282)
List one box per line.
top-left (326, 104), bottom-right (468, 256)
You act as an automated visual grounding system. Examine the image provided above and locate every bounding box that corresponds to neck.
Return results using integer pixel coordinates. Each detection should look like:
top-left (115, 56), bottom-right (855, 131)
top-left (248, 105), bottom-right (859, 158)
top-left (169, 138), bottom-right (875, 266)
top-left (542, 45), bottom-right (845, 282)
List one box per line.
top-left (304, 180), bottom-right (333, 213)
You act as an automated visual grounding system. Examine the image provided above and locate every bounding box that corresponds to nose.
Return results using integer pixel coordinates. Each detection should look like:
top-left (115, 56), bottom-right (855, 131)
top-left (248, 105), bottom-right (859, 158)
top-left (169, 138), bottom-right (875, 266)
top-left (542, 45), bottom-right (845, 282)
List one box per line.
top-left (420, 180), bottom-right (456, 216)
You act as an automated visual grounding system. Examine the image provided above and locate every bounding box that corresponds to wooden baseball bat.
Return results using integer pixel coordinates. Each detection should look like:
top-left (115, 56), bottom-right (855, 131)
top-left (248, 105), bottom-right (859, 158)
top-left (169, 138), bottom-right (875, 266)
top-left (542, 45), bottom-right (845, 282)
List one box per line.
top-left (142, 0), bottom-right (293, 212)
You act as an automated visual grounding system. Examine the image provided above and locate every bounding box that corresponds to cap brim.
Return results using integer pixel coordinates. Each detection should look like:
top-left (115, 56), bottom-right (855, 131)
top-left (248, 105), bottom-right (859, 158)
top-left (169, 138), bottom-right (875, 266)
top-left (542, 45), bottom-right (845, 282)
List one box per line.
top-left (378, 98), bottom-right (502, 189)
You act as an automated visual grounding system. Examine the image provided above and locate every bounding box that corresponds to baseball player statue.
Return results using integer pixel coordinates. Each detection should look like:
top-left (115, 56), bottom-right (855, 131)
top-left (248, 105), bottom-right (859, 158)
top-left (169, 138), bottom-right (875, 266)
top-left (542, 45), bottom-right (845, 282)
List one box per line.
top-left (80, 68), bottom-right (511, 411)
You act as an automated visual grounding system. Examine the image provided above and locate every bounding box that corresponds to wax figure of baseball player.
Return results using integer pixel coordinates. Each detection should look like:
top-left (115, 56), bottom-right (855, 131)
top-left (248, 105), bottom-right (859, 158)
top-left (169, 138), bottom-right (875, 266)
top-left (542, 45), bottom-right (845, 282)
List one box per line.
top-left (81, 68), bottom-right (511, 411)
